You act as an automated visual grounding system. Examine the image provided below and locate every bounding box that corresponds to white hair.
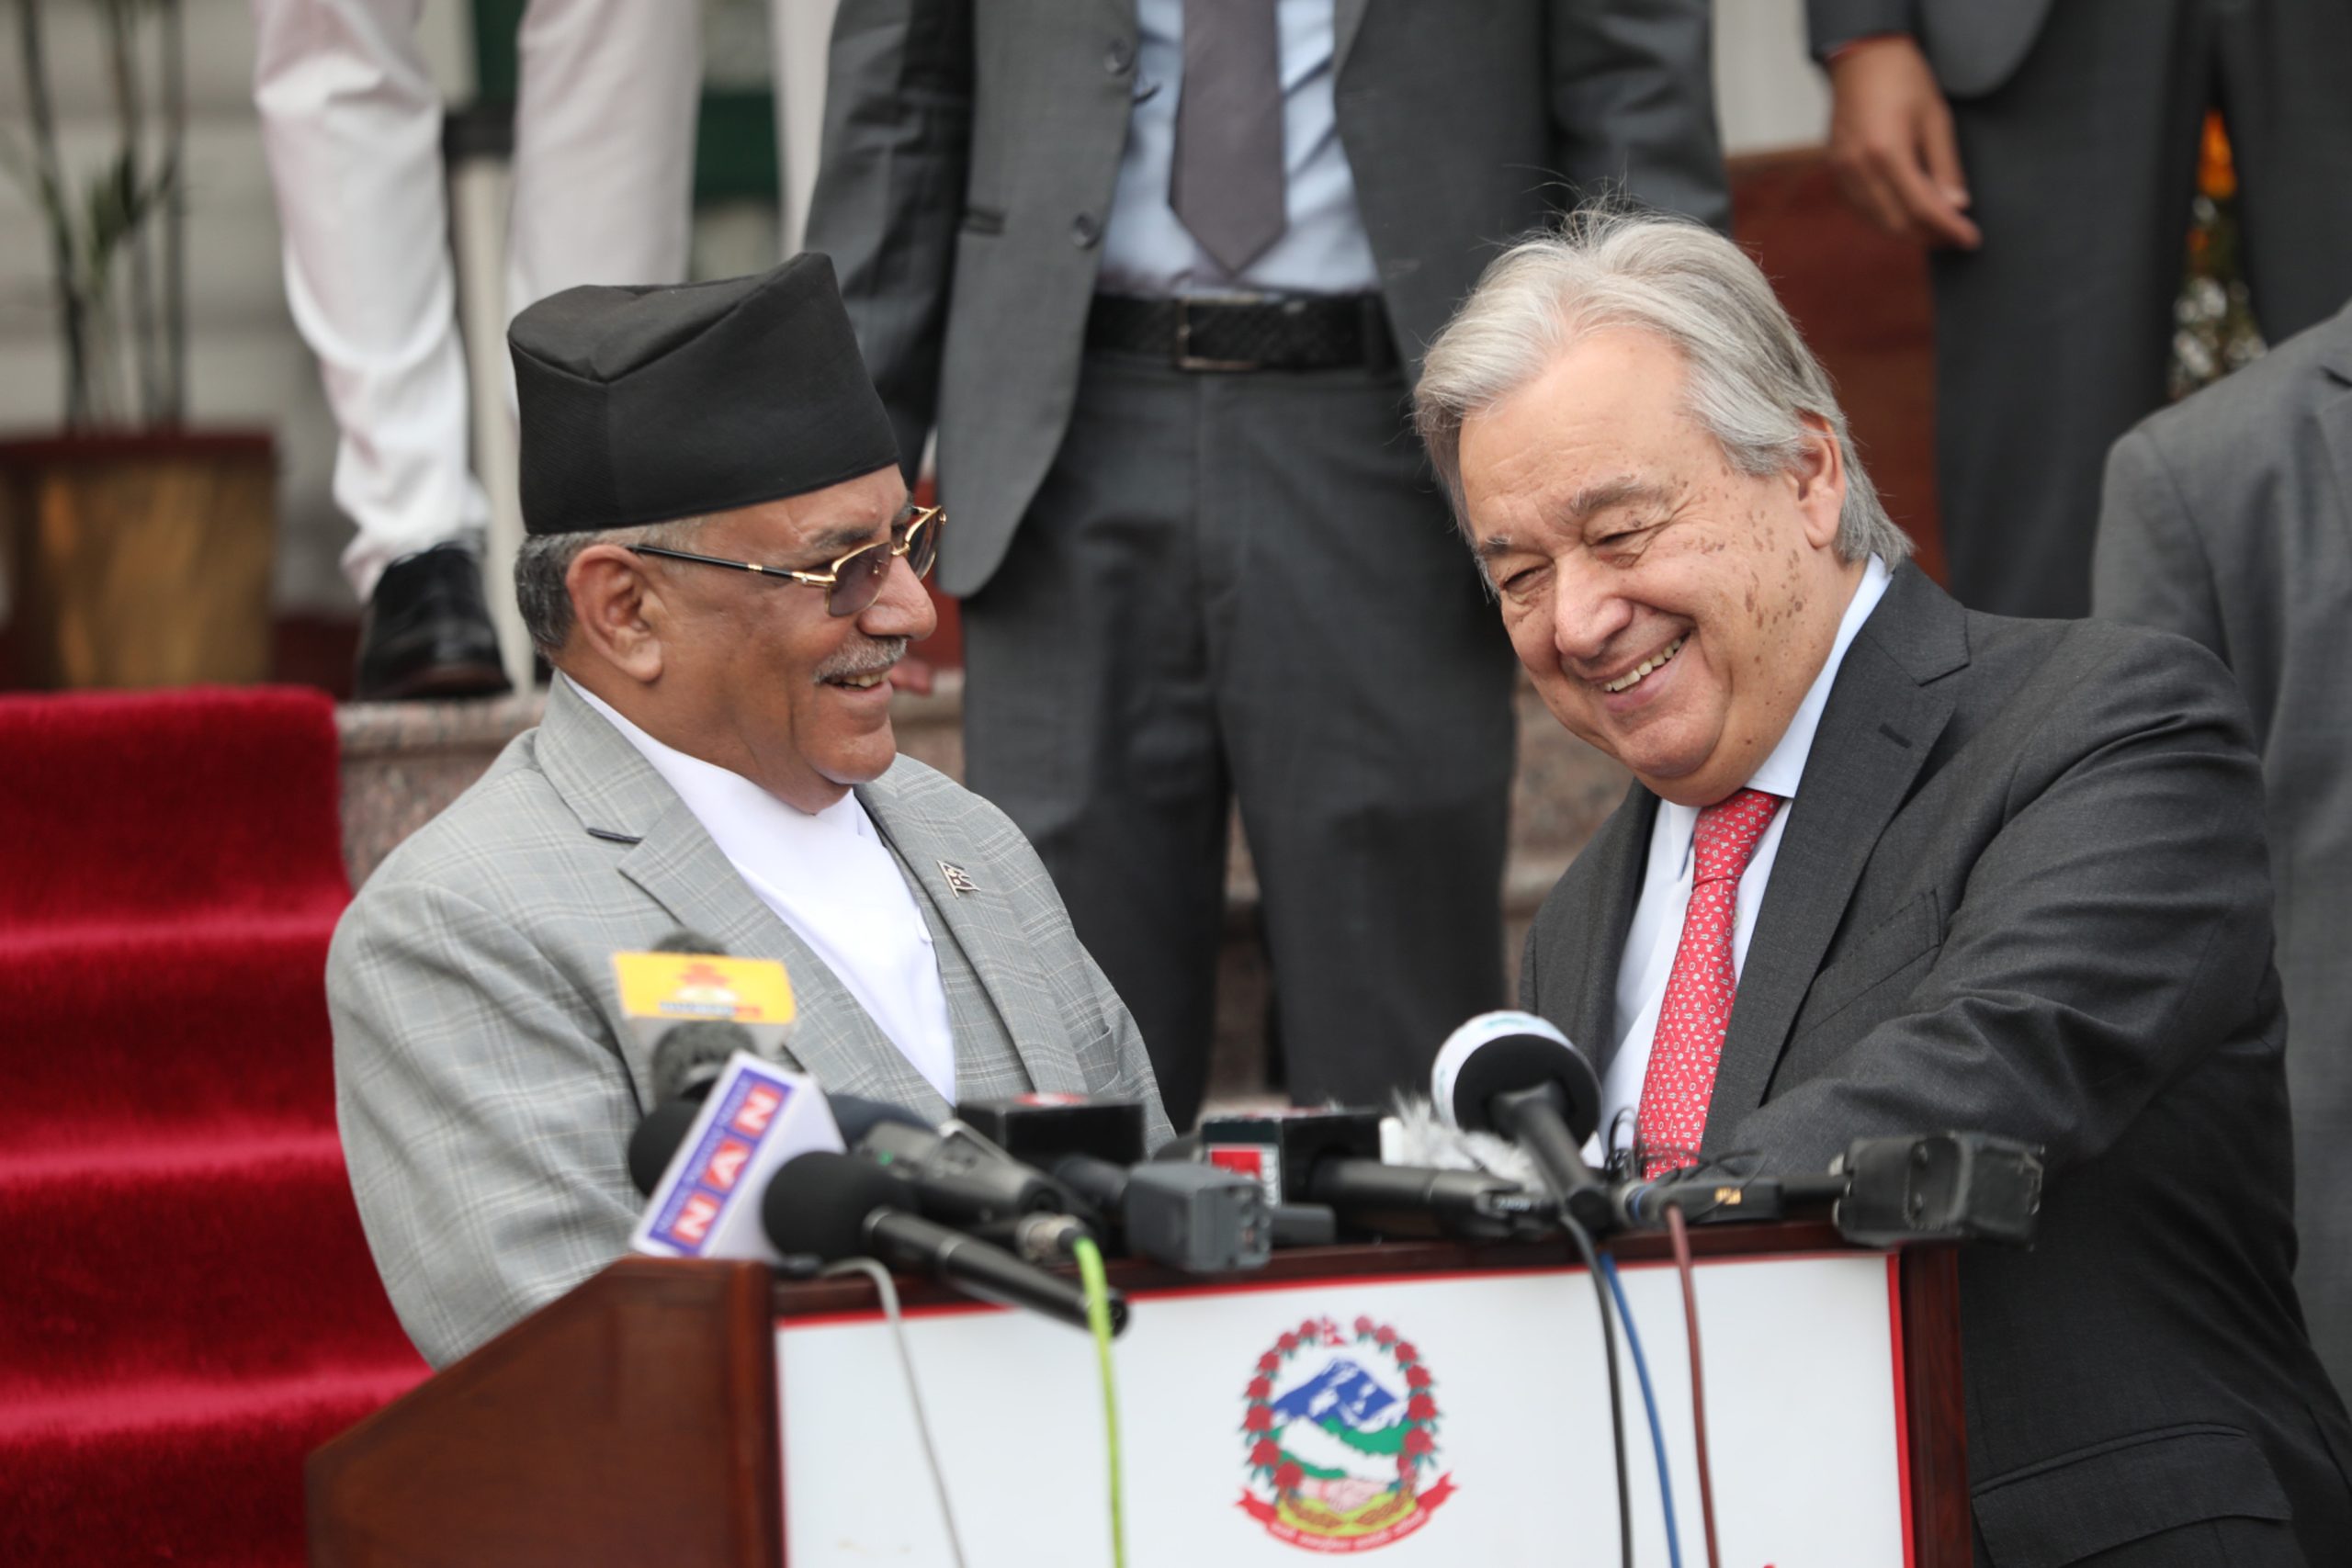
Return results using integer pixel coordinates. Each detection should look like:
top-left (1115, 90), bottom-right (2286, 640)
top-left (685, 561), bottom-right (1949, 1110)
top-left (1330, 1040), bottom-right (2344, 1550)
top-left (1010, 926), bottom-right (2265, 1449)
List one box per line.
top-left (1413, 208), bottom-right (1911, 568)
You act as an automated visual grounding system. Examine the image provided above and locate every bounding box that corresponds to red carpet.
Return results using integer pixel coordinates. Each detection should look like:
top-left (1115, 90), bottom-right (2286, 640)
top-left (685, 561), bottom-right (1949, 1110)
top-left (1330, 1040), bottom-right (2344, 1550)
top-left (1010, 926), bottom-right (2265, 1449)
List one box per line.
top-left (0, 687), bottom-right (429, 1565)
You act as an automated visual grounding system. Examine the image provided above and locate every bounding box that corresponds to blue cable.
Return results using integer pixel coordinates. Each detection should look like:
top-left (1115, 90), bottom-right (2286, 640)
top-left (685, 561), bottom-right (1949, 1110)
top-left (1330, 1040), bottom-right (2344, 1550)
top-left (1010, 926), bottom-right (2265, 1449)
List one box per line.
top-left (1599, 1255), bottom-right (1683, 1568)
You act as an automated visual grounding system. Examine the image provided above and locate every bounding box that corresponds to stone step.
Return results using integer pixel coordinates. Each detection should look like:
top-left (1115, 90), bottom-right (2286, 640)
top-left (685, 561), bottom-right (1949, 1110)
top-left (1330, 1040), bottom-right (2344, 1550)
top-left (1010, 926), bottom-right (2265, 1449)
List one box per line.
top-left (338, 675), bottom-right (1627, 1102)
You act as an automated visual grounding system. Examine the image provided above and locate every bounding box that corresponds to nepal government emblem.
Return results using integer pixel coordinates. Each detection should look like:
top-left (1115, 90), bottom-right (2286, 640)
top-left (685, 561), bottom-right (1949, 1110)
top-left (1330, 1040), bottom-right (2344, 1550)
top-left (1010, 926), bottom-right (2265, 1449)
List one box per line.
top-left (1238, 1314), bottom-right (1457, 1552)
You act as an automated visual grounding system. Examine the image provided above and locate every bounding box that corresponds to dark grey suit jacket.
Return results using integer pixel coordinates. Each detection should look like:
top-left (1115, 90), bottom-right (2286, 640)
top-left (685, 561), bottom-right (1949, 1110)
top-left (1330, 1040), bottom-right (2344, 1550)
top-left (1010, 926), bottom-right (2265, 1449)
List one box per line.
top-left (806, 0), bottom-right (1727, 597)
top-left (1521, 567), bottom-right (2352, 1565)
top-left (2094, 299), bottom-right (2352, 1409)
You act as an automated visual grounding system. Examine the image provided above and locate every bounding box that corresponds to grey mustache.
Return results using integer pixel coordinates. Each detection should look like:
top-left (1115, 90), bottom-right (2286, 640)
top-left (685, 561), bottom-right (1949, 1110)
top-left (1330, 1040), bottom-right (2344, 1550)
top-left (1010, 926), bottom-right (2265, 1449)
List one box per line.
top-left (814, 637), bottom-right (910, 682)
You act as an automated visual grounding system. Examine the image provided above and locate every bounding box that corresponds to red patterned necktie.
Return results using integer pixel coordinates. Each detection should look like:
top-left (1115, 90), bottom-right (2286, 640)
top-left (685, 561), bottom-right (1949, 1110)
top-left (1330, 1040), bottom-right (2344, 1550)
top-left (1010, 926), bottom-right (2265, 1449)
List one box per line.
top-left (1635, 787), bottom-right (1783, 1178)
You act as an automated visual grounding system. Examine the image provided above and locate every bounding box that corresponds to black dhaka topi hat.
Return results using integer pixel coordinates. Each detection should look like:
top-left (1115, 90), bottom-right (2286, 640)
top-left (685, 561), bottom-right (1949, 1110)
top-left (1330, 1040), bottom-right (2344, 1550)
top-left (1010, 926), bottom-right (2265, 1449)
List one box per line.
top-left (507, 253), bottom-right (899, 536)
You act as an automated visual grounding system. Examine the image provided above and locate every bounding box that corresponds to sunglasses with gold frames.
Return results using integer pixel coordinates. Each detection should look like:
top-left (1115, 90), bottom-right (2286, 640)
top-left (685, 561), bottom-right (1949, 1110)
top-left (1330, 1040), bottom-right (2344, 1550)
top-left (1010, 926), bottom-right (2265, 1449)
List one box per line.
top-left (627, 506), bottom-right (943, 618)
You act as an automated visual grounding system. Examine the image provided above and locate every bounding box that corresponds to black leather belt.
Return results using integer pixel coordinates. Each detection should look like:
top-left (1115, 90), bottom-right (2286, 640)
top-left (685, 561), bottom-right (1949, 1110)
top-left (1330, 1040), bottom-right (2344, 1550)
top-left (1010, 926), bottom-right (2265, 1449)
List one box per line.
top-left (1086, 292), bottom-right (1398, 373)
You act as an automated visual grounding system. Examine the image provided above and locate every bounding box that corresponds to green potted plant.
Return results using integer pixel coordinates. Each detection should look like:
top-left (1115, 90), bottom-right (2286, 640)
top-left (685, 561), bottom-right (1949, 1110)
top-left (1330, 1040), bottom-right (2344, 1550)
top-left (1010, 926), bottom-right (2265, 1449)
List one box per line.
top-left (2, 0), bottom-right (275, 688)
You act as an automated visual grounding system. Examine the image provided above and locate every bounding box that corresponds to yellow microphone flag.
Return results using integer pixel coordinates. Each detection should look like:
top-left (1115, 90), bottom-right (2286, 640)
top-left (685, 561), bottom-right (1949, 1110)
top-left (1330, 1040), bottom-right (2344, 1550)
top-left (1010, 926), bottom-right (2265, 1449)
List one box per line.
top-left (612, 951), bottom-right (796, 1055)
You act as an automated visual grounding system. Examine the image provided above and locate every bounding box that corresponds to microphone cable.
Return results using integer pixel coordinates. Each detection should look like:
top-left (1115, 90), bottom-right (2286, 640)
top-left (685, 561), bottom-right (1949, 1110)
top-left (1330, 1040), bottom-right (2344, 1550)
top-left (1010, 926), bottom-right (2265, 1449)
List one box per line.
top-left (1664, 1203), bottom-right (1724, 1568)
top-left (1071, 1235), bottom-right (1127, 1568)
top-left (1557, 1213), bottom-right (1634, 1568)
top-left (819, 1258), bottom-right (969, 1568)
top-left (1597, 1255), bottom-right (1683, 1568)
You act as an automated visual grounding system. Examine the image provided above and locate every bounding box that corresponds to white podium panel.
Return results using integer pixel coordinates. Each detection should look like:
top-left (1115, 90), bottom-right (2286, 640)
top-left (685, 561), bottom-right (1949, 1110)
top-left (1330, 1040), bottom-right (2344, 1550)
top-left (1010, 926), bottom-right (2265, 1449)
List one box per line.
top-left (775, 1251), bottom-right (1913, 1566)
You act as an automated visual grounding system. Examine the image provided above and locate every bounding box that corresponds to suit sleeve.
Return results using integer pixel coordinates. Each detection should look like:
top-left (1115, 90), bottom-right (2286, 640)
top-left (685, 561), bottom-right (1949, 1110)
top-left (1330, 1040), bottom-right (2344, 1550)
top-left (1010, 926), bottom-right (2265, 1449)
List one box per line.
top-left (1548, 0), bottom-right (1731, 235)
top-left (2093, 424), bottom-right (2231, 665)
top-left (1805, 0), bottom-right (1918, 61)
top-left (801, 0), bottom-right (976, 479)
top-left (326, 879), bottom-right (640, 1369)
top-left (1732, 631), bottom-right (2278, 1176)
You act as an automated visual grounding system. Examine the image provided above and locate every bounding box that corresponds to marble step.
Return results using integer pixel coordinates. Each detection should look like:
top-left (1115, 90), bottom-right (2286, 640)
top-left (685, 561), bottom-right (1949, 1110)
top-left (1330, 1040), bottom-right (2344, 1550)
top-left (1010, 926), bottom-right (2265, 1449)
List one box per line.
top-left (337, 675), bottom-right (1628, 1100)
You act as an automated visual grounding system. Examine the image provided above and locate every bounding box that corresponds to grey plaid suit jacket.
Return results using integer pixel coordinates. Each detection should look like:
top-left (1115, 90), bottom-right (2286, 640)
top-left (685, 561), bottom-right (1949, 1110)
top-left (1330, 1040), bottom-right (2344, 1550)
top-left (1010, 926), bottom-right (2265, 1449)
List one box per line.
top-left (327, 678), bottom-right (1170, 1367)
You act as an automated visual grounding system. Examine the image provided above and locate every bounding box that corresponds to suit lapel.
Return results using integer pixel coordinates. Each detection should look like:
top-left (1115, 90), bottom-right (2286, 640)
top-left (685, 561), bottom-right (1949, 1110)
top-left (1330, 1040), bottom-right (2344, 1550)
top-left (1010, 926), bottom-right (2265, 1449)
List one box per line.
top-left (1333, 0), bottom-right (1371, 77)
top-left (1702, 567), bottom-right (1966, 1148)
top-left (2317, 319), bottom-right (2352, 557)
top-left (1553, 786), bottom-right (1657, 1081)
top-left (537, 681), bottom-right (948, 1119)
top-left (857, 768), bottom-right (1084, 1100)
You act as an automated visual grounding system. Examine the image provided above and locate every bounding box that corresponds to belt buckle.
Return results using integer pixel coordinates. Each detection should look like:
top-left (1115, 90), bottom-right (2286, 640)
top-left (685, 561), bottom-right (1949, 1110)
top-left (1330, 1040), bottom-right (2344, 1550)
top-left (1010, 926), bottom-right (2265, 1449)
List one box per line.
top-left (1173, 298), bottom-right (1258, 373)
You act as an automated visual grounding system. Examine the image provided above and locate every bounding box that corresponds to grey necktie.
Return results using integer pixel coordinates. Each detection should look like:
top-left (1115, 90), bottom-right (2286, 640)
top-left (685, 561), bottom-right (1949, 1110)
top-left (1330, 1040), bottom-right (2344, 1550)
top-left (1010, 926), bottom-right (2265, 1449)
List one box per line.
top-left (1170, 0), bottom-right (1287, 275)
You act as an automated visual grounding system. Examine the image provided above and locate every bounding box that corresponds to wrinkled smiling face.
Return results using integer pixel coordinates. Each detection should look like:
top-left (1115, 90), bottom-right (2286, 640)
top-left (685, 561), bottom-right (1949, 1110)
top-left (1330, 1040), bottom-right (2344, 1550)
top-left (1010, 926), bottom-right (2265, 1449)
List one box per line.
top-left (1455, 329), bottom-right (1856, 807)
top-left (650, 466), bottom-right (936, 812)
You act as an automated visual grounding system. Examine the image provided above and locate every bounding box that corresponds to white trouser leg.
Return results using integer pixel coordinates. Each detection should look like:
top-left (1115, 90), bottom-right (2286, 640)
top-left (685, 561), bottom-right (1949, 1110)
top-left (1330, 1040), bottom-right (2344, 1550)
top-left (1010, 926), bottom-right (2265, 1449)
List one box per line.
top-left (253, 0), bottom-right (489, 602)
top-left (504, 0), bottom-right (701, 322)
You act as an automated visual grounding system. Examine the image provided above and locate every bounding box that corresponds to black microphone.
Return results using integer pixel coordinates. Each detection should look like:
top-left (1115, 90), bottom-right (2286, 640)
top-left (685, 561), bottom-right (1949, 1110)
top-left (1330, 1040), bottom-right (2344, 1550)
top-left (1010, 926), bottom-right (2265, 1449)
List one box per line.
top-left (764, 1151), bottom-right (1128, 1335)
top-left (831, 1095), bottom-right (1084, 1228)
top-left (1054, 1154), bottom-right (1272, 1271)
top-left (1300, 1157), bottom-right (1557, 1240)
top-left (1430, 1010), bottom-right (1612, 1233)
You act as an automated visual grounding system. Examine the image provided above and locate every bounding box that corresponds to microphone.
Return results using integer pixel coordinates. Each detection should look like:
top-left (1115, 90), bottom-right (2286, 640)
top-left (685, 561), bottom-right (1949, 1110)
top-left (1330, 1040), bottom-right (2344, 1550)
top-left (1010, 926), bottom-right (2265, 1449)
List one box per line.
top-left (628, 1018), bottom-right (761, 1195)
top-left (830, 1095), bottom-right (1081, 1228)
top-left (1431, 1010), bottom-right (1612, 1233)
top-left (1202, 1106), bottom-right (1553, 1242)
top-left (765, 1150), bottom-right (1128, 1335)
top-left (1611, 1132), bottom-right (2044, 1247)
top-left (1054, 1154), bottom-right (1272, 1272)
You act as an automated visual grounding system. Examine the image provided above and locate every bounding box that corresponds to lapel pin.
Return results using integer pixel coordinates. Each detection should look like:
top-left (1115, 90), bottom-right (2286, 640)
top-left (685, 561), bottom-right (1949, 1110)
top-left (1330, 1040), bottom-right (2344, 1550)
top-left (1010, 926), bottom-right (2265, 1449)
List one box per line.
top-left (937, 860), bottom-right (980, 897)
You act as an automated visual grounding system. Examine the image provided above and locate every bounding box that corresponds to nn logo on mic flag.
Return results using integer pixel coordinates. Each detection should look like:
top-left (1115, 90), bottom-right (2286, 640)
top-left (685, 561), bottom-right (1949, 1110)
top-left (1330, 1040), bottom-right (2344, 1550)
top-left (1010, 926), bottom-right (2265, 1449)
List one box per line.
top-left (1238, 1314), bottom-right (1455, 1553)
top-left (630, 1055), bottom-right (842, 1264)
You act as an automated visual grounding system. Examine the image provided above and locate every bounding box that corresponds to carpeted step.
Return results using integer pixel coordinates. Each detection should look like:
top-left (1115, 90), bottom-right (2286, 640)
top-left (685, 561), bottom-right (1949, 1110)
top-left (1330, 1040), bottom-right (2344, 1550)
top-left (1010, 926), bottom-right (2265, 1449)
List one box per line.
top-left (0, 1366), bottom-right (424, 1568)
top-left (0, 917), bottom-right (341, 1154)
top-left (0, 1130), bottom-right (418, 1397)
top-left (0, 686), bottom-right (347, 930)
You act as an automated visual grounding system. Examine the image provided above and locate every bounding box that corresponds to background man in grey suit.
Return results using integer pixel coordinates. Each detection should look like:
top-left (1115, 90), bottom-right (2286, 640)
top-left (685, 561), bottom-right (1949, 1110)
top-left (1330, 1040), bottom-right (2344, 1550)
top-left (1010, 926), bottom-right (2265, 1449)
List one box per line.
top-left (328, 257), bottom-right (1169, 1368)
top-left (2096, 297), bottom-right (2352, 1410)
top-left (1417, 212), bottom-right (2351, 1562)
top-left (1810, 0), bottom-right (2352, 618)
top-left (806, 0), bottom-right (1726, 1128)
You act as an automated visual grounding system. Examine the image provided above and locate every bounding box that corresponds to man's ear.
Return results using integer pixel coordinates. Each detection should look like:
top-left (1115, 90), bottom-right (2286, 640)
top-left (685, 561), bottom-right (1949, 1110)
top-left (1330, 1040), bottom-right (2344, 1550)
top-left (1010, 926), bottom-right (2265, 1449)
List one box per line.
top-left (565, 544), bottom-right (667, 682)
top-left (1790, 412), bottom-right (1849, 551)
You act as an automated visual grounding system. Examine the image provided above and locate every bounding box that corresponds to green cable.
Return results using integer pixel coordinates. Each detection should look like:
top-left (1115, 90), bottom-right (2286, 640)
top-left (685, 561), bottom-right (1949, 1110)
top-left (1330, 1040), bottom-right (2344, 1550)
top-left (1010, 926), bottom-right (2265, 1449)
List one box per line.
top-left (1070, 1235), bottom-right (1126, 1568)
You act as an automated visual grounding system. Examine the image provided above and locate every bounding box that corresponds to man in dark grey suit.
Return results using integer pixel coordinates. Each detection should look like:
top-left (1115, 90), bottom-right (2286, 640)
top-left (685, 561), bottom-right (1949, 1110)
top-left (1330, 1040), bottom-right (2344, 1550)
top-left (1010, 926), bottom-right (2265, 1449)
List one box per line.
top-left (1417, 212), bottom-right (2352, 1563)
top-left (2095, 298), bottom-right (2352, 1411)
top-left (1809, 0), bottom-right (2352, 619)
top-left (805, 0), bottom-right (1726, 1128)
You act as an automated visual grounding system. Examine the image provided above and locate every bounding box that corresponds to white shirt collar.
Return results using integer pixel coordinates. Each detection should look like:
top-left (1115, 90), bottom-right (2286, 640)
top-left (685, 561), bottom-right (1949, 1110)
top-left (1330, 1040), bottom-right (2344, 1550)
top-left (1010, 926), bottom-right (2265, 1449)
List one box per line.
top-left (561, 674), bottom-right (884, 882)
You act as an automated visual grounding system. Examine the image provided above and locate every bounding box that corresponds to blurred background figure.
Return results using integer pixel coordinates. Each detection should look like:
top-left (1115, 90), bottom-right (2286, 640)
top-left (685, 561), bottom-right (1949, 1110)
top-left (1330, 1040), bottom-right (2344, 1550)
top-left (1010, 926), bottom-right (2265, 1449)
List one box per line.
top-left (807, 0), bottom-right (1728, 1129)
top-left (250, 0), bottom-right (700, 699)
top-left (1811, 0), bottom-right (2352, 618)
top-left (2095, 295), bottom-right (2352, 1406)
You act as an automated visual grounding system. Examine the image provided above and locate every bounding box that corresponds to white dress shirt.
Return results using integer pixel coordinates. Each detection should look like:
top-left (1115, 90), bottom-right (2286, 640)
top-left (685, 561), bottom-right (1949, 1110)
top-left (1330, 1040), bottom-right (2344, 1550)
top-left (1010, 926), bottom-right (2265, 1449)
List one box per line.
top-left (567, 678), bottom-right (958, 1100)
top-left (1595, 557), bottom-right (1894, 1163)
top-left (1098, 0), bottom-right (1382, 298)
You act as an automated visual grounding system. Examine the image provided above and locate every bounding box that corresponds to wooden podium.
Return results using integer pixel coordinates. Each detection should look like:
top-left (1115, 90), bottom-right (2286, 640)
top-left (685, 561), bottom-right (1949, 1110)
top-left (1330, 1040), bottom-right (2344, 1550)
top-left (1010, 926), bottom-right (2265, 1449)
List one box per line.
top-left (309, 1225), bottom-right (1967, 1566)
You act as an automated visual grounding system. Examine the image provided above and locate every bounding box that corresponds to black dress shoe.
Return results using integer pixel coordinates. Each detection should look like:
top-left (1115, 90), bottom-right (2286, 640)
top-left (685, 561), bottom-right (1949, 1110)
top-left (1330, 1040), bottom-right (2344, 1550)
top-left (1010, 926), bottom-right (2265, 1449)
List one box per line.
top-left (354, 543), bottom-right (513, 702)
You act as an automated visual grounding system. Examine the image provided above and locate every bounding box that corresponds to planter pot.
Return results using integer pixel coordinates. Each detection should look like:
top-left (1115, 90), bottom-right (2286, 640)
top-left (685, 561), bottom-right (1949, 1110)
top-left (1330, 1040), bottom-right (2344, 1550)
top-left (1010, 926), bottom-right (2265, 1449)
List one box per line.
top-left (0, 431), bottom-right (276, 689)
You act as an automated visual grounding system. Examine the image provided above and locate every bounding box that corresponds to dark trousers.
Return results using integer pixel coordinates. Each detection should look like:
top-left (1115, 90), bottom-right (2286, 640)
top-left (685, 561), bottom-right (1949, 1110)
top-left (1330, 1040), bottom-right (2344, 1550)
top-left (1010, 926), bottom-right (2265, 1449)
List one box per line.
top-left (960, 350), bottom-right (1516, 1129)
top-left (1935, 0), bottom-right (2352, 618)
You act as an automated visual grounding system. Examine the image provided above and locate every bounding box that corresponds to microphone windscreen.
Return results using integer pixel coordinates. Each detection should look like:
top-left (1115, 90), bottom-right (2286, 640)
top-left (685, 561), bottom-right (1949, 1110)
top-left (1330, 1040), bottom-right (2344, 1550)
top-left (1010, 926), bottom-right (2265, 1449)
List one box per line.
top-left (1384, 1094), bottom-right (1543, 1187)
top-left (1430, 1010), bottom-right (1602, 1142)
top-left (763, 1150), bottom-right (908, 1261)
top-left (829, 1093), bottom-right (933, 1145)
top-left (650, 1019), bottom-right (757, 1104)
top-left (650, 930), bottom-right (729, 954)
top-left (627, 1097), bottom-right (707, 1197)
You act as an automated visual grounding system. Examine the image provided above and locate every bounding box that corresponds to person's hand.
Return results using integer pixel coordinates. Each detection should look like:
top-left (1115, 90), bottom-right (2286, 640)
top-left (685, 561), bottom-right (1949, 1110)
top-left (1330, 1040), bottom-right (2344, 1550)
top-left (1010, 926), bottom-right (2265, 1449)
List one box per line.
top-left (1826, 36), bottom-right (1982, 250)
top-left (888, 651), bottom-right (936, 695)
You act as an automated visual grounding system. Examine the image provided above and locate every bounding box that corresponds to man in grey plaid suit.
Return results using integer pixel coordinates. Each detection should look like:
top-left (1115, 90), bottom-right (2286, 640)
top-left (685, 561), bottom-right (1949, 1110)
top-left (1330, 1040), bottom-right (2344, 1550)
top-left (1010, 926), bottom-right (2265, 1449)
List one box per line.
top-left (327, 256), bottom-right (1170, 1369)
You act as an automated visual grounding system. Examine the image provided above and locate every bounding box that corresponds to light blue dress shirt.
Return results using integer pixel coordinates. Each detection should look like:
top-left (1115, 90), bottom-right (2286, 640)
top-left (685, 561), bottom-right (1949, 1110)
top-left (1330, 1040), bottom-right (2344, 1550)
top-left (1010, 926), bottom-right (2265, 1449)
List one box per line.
top-left (1098, 0), bottom-right (1382, 299)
